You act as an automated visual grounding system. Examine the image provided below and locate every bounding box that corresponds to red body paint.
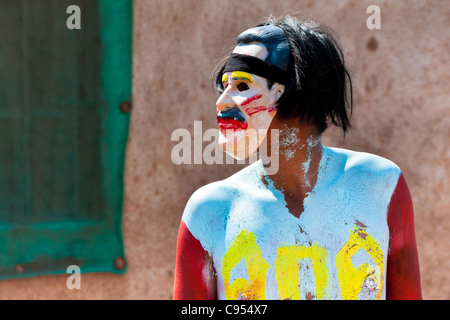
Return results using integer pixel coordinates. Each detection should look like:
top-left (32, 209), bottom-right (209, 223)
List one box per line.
top-left (386, 173), bottom-right (422, 299)
top-left (217, 118), bottom-right (248, 131)
top-left (241, 94), bottom-right (262, 106)
top-left (173, 221), bottom-right (215, 300)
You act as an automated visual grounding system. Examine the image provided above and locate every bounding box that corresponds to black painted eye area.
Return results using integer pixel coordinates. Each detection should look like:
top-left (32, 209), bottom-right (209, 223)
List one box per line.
top-left (237, 82), bottom-right (249, 92)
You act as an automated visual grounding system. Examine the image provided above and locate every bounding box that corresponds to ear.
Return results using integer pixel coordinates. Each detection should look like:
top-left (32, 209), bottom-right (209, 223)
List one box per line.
top-left (270, 83), bottom-right (285, 103)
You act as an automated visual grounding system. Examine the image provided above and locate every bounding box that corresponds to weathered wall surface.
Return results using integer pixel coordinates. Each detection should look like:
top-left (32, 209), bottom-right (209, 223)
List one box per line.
top-left (1, 0), bottom-right (448, 299)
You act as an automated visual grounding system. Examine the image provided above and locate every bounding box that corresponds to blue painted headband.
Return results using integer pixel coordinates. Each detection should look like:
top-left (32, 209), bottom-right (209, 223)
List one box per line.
top-left (223, 25), bottom-right (291, 84)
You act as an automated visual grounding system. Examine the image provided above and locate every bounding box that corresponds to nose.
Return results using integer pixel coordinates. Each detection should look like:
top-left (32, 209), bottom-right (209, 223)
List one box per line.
top-left (216, 89), bottom-right (234, 112)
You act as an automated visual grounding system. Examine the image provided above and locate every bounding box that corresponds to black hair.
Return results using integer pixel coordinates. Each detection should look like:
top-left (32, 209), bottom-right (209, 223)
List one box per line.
top-left (213, 15), bottom-right (353, 135)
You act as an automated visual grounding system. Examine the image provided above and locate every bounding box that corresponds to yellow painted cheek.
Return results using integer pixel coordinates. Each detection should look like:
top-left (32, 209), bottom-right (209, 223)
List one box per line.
top-left (222, 230), bottom-right (270, 300)
top-left (275, 242), bottom-right (329, 300)
top-left (336, 227), bottom-right (385, 300)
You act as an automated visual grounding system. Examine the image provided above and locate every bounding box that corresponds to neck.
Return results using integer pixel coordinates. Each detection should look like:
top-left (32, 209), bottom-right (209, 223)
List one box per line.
top-left (260, 118), bottom-right (323, 211)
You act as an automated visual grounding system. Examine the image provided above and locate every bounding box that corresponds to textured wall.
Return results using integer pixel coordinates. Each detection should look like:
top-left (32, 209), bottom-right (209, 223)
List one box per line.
top-left (128, 0), bottom-right (450, 300)
top-left (1, 0), bottom-right (448, 299)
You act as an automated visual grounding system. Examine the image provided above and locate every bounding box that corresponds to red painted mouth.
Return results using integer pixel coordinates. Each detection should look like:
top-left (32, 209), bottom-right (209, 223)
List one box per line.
top-left (217, 118), bottom-right (248, 132)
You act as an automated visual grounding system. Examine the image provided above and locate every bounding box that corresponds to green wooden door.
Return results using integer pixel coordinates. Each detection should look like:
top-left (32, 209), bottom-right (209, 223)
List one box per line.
top-left (0, 0), bottom-right (132, 279)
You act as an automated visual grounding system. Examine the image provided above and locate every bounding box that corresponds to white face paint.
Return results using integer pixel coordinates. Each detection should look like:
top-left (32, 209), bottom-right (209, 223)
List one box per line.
top-left (216, 44), bottom-right (285, 160)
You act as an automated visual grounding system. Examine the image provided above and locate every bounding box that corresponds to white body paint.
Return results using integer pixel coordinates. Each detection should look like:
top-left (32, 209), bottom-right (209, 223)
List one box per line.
top-left (182, 146), bottom-right (401, 300)
top-left (278, 126), bottom-right (301, 161)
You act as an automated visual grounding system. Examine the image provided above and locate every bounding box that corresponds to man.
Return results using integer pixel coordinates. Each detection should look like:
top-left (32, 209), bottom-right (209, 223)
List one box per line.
top-left (173, 16), bottom-right (421, 300)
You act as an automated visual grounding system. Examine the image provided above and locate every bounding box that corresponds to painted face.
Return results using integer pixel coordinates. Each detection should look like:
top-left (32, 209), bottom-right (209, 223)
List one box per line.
top-left (216, 44), bottom-right (285, 160)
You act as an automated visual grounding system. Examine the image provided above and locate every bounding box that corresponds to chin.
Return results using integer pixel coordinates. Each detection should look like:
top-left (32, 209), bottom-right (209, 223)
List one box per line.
top-left (219, 136), bottom-right (259, 161)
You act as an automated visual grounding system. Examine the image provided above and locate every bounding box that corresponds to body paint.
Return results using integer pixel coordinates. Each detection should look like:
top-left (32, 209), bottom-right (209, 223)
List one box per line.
top-left (181, 147), bottom-right (406, 300)
top-left (385, 173), bottom-right (422, 299)
top-left (217, 107), bottom-right (248, 131)
top-left (217, 107), bottom-right (247, 122)
top-left (173, 221), bottom-right (216, 300)
top-left (231, 71), bottom-right (253, 82)
top-left (241, 94), bottom-right (267, 117)
top-left (275, 242), bottom-right (329, 300)
top-left (222, 224), bottom-right (384, 300)
top-left (302, 137), bottom-right (321, 188)
top-left (279, 126), bottom-right (303, 161)
top-left (245, 106), bottom-right (268, 116)
top-left (217, 117), bottom-right (248, 131)
top-left (222, 73), bottom-right (228, 83)
top-left (222, 230), bottom-right (270, 300)
top-left (236, 25), bottom-right (291, 72)
top-left (243, 106), bottom-right (275, 116)
top-left (336, 226), bottom-right (385, 300)
top-left (241, 94), bottom-right (262, 106)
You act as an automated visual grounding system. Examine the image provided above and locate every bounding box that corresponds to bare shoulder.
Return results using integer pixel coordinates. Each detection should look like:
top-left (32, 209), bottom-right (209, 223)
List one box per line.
top-left (328, 146), bottom-right (401, 179)
top-left (320, 147), bottom-right (402, 203)
top-left (181, 161), bottom-right (263, 249)
top-left (184, 162), bottom-right (261, 214)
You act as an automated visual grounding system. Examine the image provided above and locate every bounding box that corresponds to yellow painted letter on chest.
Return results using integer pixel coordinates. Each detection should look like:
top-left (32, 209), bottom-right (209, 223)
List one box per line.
top-left (222, 230), bottom-right (270, 300)
top-left (336, 227), bottom-right (385, 300)
top-left (275, 242), bottom-right (329, 300)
